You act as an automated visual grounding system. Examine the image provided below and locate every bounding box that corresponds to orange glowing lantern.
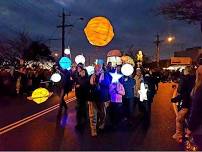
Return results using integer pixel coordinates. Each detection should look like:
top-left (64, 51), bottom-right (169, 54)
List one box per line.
top-left (84, 16), bottom-right (114, 46)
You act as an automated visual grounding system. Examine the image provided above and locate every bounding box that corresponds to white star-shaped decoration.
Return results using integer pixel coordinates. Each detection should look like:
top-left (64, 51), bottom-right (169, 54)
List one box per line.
top-left (138, 82), bottom-right (148, 102)
top-left (110, 71), bottom-right (123, 83)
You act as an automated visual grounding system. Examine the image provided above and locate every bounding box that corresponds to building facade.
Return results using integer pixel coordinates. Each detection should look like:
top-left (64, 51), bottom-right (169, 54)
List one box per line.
top-left (174, 47), bottom-right (202, 63)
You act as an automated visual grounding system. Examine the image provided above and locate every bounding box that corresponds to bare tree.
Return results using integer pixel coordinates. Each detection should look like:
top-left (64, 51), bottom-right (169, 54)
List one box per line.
top-left (159, 0), bottom-right (202, 32)
top-left (7, 30), bottom-right (31, 59)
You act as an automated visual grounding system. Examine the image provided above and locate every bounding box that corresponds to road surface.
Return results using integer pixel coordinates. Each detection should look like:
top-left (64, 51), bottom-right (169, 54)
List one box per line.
top-left (0, 83), bottom-right (182, 150)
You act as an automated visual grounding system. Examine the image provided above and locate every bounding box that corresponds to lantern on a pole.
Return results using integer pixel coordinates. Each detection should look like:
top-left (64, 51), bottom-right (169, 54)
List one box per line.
top-left (84, 16), bottom-right (114, 46)
top-left (121, 64), bottom-right (134, 76)
top-left (31, 88), bottom-right (50, 104)
top-left (64, 46), bottom-right (71, 55)
top-left (59, 57), bottom-right (72, 70)
top-left (50, 73), bottom-right (61, 82)
top-left (75, 55), bottom-right (85, 65)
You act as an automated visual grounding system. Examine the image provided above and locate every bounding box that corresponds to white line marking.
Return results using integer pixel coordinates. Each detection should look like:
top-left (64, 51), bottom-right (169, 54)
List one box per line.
top-left (0, 97), bottom-right (76, 135)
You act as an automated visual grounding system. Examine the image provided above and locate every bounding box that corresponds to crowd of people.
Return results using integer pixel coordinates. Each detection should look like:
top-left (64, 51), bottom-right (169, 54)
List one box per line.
top-left (59, 62), bottom-right (158, 137)
top-left (1, 61), bottom-right (202, 150)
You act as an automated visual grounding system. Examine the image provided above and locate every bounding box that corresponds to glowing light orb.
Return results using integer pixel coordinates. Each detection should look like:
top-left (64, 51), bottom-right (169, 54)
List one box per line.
top-left (84, 16), bottom-right (114, 46)
top-left (85, 66), bottom-right (94, 75)
top-left (31, 88), bottom-right (50, 104)
top-left (121, 64), bottom-right (134, 76)
top-left (50, 73), bottom-right (61, 82)
top-left (75, 55), bottom-right (85, 64)
top-left (64, 47), bottom-right (71, 55)
top-left (59, 57), bottom-right (72, 70)
top-left (138, 82), bottom-right (148, 102)
top-left (110, 71), bottom-right (123, 83)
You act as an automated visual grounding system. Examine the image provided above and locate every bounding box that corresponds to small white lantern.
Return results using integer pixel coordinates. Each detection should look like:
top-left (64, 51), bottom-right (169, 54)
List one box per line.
top-left (121, 64), bottom-right (134, 76)
top-left (64, 46), bottom-right (71, 55)
top-left (50, 73), bottom-right (61, 82)
top-left (75, 55), bottom-right (85, 64)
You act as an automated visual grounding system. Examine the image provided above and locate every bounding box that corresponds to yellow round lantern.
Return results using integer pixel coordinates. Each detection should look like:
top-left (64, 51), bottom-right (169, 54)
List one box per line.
top-left (84, 16), bottom-right (114, 46)
top-left (31, 88), bottom-right (50, 104)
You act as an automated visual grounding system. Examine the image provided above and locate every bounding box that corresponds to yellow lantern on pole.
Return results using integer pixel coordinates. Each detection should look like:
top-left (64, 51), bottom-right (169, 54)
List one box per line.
top-left (84, 16), bottom-right (114, 46)
top-left (31, 88), bottom-right (50, 104)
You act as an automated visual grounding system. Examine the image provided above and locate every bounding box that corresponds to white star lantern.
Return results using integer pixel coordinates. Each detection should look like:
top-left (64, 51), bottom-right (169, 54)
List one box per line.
top-left (138, 82), bottom-right (148, 102)
top-left (110, 71), bottom-right (123, 83)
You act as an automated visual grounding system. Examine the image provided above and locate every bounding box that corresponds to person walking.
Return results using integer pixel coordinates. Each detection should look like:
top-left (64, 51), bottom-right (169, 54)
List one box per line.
top-left (109, 76), bottom-right (125, 128)
top-left (134, 68), bottom-right (144, 113)
top-left (120, 75), bottom-right (135, 123)
top-left (59, 68), bottom-right (73, 111)
top-left (75, 69), bottom-right (89, 130)
top-left (88, 64), bottom-right (111, 136)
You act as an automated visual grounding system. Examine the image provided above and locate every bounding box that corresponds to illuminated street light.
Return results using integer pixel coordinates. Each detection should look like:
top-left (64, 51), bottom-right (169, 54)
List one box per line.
top-left (154, 34), bottom-right (175, 67)
top-left (167, 36), bottom-right (175, 43)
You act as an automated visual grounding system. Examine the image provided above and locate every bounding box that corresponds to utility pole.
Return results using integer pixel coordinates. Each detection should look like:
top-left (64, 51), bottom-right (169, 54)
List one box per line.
top-left (57, 9), bottom-right (73, 57)
top-left (154, 34), bottom-right (163, 68)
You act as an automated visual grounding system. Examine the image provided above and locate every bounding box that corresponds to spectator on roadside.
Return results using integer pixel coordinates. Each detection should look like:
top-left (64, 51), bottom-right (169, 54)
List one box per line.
top-left (172, 66), bottom-right (196, 143)
top-left (186, 66), bottom-right (202, 150)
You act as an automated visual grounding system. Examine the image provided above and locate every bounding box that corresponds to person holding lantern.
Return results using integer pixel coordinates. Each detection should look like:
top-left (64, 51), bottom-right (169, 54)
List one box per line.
top-left (88, 64), bottom-right (111, 136)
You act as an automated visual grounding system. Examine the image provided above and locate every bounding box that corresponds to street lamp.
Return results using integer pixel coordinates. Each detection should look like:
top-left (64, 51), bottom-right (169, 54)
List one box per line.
top-left (167, 36), bottom-right (175, 43)
top-left (154, 34), bottom-right (175, 67)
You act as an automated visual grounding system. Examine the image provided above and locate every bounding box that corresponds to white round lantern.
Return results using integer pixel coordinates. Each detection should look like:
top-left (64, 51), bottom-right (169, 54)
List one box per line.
top-left (64, 47), bottom-right (71, 55)
top-left (50, 73), bottom-right (61, 82)
top-left (75, 55), bottom-right (85, 64)
top-left (121, 64), bottom-right (134, 76)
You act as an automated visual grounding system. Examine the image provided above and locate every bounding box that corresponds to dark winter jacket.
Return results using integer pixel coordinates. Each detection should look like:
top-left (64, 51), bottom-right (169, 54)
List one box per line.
top-left (188, 85), bottom-right (202, 133)
top-left (177, 74), bottom-right (195, 109)
top-left (120, 76), bottom-right (135, 99)
top-left (75, 76), bottom-right (90, 101)
top-left (89, 72), bottom-right (111, 102)
top-left (61, 70), bottom-right (73, 93)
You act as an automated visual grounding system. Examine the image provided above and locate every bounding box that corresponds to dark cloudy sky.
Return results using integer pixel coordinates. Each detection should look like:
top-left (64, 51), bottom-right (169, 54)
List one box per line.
top-left (0, 0), bottom-right (202, 61)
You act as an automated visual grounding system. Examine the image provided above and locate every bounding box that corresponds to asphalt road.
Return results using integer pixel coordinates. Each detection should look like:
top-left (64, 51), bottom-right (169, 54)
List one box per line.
top-left (0, 82), bottom-right (183, 151)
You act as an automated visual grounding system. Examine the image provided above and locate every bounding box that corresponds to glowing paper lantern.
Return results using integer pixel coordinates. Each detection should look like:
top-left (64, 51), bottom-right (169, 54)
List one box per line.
top-left (64, 47), bottom-right (71, 55)
top-left (50, 73), bottom-right (61, 82)
top-left (138, 82), bottom-right (148, 102)
top-left (75, 55), bottom-right (85, 64)
top-left (84, 16), bottom-right (114, 46)
top-left (110, 71), bottom-right (123, 83)
top-left (85, 66), bottom-right (94, 75)
top-left (59, 57), bottom-right (72, 70)
top-left (121, 56), bottom-right (135, 66)
top-left (137, 50), bottom-right (143, 62)
top-left (31, 88), bottom-right (50, 104)
top-left (121, 64), bottom-right (134, 76)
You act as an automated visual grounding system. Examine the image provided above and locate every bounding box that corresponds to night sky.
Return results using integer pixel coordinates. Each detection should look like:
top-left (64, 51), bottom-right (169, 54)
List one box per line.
top-left (0, 0), bottom-right (202, 61)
